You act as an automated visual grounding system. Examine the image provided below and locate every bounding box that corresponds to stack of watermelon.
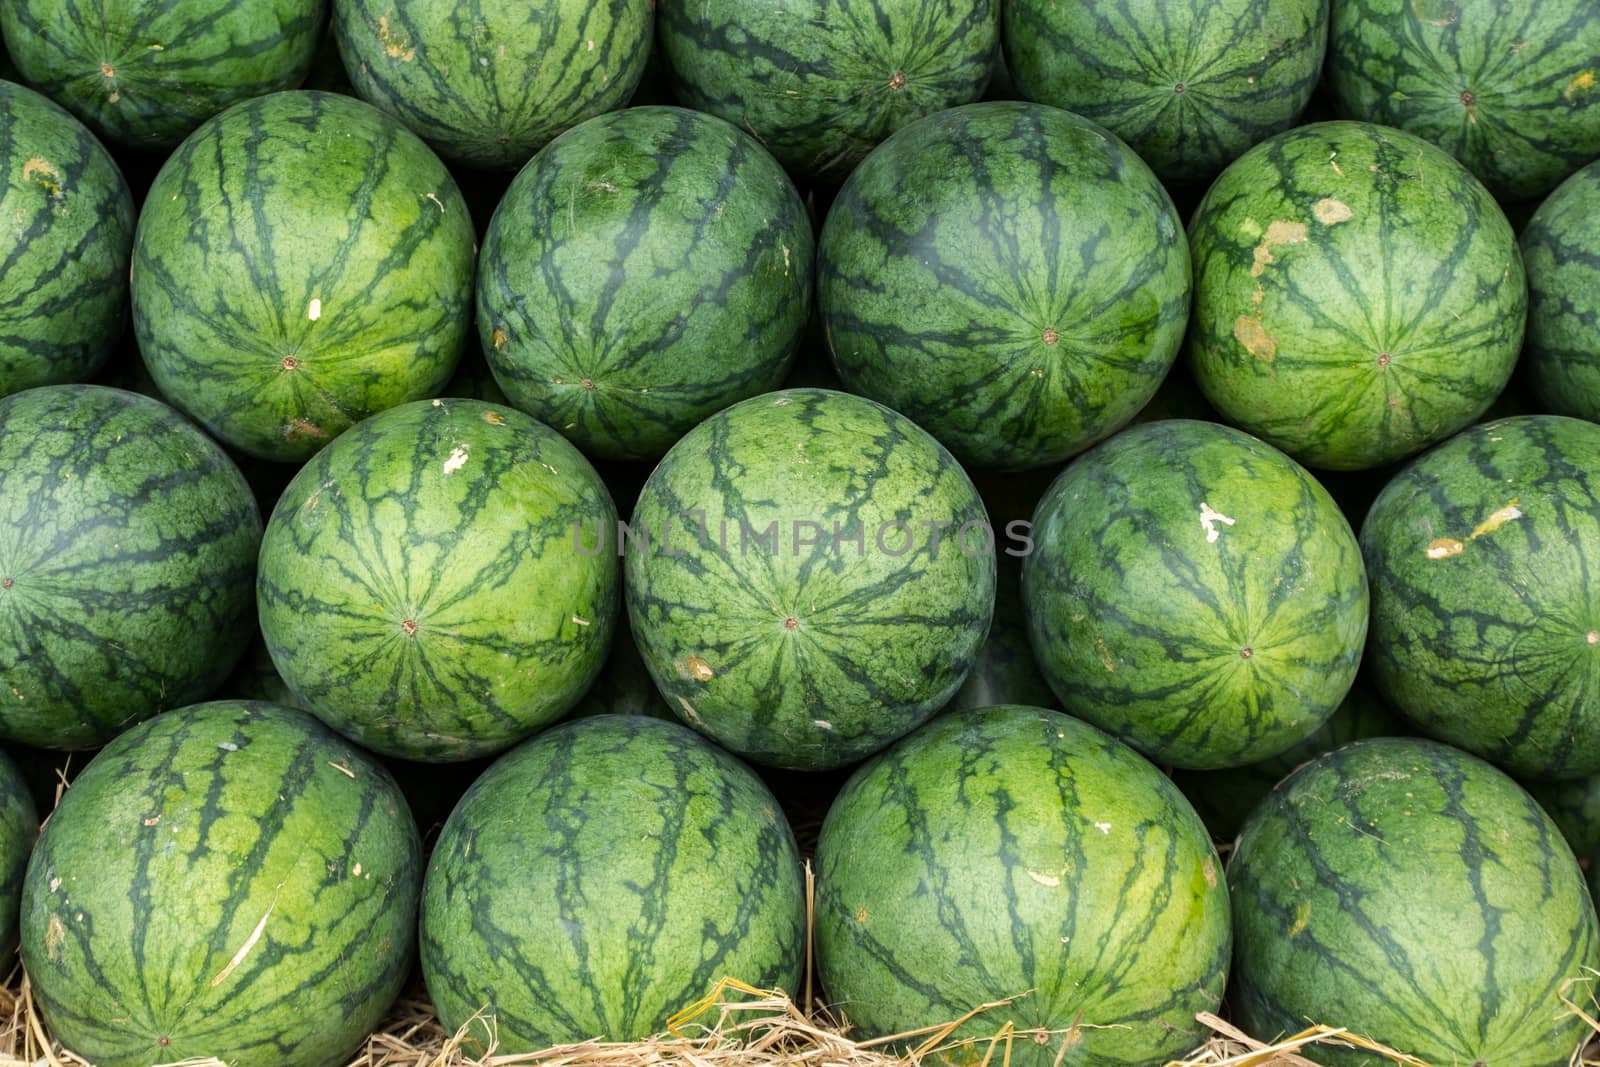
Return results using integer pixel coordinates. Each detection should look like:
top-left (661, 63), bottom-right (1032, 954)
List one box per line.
top-left (0, 0), bottom-right (1598, 1064)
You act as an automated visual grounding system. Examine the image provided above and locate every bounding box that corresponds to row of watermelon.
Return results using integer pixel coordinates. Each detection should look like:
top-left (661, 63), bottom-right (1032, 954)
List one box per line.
top-left (2, 0), bottom-right (1597, 196)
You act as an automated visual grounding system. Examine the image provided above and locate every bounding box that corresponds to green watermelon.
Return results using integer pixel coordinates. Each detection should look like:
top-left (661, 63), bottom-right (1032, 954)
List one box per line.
top-left (943, 561), bottom-right (1055, 714)
top-left (1521, 161), bottom-right (1600, 420)
top-left (817, 705), bottom-right (1230, 1066)
top-left (1326, 0), bottom-right (1600, 204)
top-left (257, 397), bottom-right (619, 761)
top-left (20, 701), bottom-right (419, 1067)
top-left (1175, 679), bottom-right (1402, 840)
top-left (478, 106), bottom-right (813, 461)
top-left (625, 388), bottom-right (996, 770)
top-left (0, 749), bottom-right (38, 956)
top-left (0, 0), bottom-right (324, 149)
top-left (1230, 737), bottom-right (1598, 1065)
top-left (0, 386), bottom-right (261, 750)
top-left (820, 102), bottom-right (1189, 471)
top-left (421, 714), bottom-right (805, 1051)
top-left (1187, 121), bottom-right (1526, 471)
top-left (1528, 773), bottom-right (1600, 859)
top-left (0, 81), bottom-right (135, 397)
top-left (1362, 415), bottom-right (1600, 780)
top-left (1002, 0), bottom-right (1327, 184)
top-left (658, 0), bottom-right (998, 181)
top-left (131, 91), bottom-right (475, 463)
top-left (334, 0), bottom-right (650, 168)
top-left (1023, 419), bottom-right (1368, 770)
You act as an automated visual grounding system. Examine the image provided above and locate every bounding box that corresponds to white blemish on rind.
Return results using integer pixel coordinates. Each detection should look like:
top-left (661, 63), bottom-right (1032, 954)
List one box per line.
top-left (1094, 821), bottom-right (1112, 834)
top-left (209, 888), bottom-right (280, 987)
top-left (1027, 870), bottom-right (1061, 887)
top-left (443, 447), bottom-right (469, 474)
top-left (425, 192), bottom-right (445, 213)
top-left (307, 298), bottom-right (322, 321)
top-left (1199, 502), bottom-right (1236, 543)
top-left (813, 719), bottom-right (833, 730)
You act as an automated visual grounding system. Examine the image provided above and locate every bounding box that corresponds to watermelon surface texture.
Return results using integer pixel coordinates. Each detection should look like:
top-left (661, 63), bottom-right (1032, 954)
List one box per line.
top-left (1187, 121), bottom-right (1525, 470)
top-left (816, 705), bottom-right (1230, 1066)
top-left (625, 388), bottom-right (996, 770)
top-left (0, 750), bottom-right (37, 957)
top-left (1002, 0), bottom-right (1328, 184)
top-left (258, 397), bottom-right (618, 761)
top-left (0, 81), bottom-right (135, 397)
top-left (0, 386), bottom-right (260, 749)
top-left (0, 0), bottom-right (325, 148)
top-left (421, 715), bottom-right (805, 1051)
top-left (333, 0), bottom-right (651, 168)
top-left (1230, 737), bottom-right (1598, 1066)
top-left (1326, 0), bottom-right (1600, 203)
top-left (20, 701), bottom-right (421, 1067)
top-left (657, 0), bottom-right (998, 181)
top-left (479, 106), bottom-right (813, 461)
top-left (1023, 420), bottom-right (1368, 770)
top-left (820, 101), bottom-right (1191, 470)
top-left (1362, 415), bottom-right (1600, 780)
top-left (1522, 161), bottom-right (1600, 420)
top-left (132, 91), bottom-right (475, 462)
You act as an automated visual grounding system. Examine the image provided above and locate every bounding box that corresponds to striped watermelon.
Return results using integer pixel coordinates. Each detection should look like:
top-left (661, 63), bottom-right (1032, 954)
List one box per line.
top-left (478, 106), bottom-right (813, 461)
top-left (20, 701), bottom-right (420, 1067)
top-left (1522, 161), bottom-right (1600, 420)
top-left (816, 705), bottom-right (1230, 1066)
top-left (0, 81), bottom-right (135, 397)
top-left (1003, 0), bottom-right (1328, 184)
top-left (333, 0), bottom-right (651, 168)
top-left (657, 0), bottom-right (998, 181)
top-left (0, 0), bottom-right (325, 148)
top-left (1230, 738), bottom-right (1598, 1065)
top-left (131, 91), bottom-right (475, 463)
top-left (257, 397), bottom-right (619, 761)
top-left (421, 714), bottom-right (805, 1051)
top-left (1024, 419), bottom-right (1368, 770)
top-left (625, 388), bottom-right (996, 770)
top-left (1362, 415), bottom-right (1600, 780)
top-left (1187, 121), bottom-right (1526, 470)
top-left (0, 386), bottom-right (261, 750)
top-left (0, 750), bottom-right (37, 956)
top-left (1528, 773), bottom-right (1600, 859)
top-left (1326, 0), bottom-right (1600, 203)
top-left (820, 102), bottom-right (1191, 470)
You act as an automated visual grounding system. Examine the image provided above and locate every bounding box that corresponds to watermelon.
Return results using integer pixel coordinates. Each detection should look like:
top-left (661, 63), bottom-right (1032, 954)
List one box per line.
top-left (1023, 419), bottom-right (1368, 770)
top-left (943, 562), bottom-right (1055, 714)
top-left (1362, 415), bottom-right (1600, 780)
top-left (1002, 0), bottom-right (1327, 184)
top-left (0, 749), bottom-right (37, 956)
top-left (478, 106), bottom-right (813, 462)
top-left (820, 102), bottom-right (1190, 471)
top-left (1325, 0), bottom-right (1600, 204)
top-left (1175, 679), bottom-right (1402, 840)
top-left (1186, 121), bottom-right (1526, 471)
top-left (0, 386), bottom-right (260, 750)
top-left (0, 0), bottom-right (325, 149)
top-left (816, 705), bottom-right (1230, 1066)
top-left (257, 397), bottom-right (619, 761)
top-left (1229, 737), bottom-right (1598, 1065)
top-left (334, 0), bottom-right (651, 169)
top-left (20, 700), bottom-right (420, 1067)
top-left (421, 714), bottom-right (805, 1051)
top-left (657, 0), bottom-right (998, 181)
top-left (1521, 161), bottom-right (1600, 420)
top-left (625, 388), bottom-right (996, 770)
top-left (131, 91), bottom-right (476, 463)
top-left (0, 81), bottom-right (136, 397)
top-left (1528, 774), bottom-right (1600, 859)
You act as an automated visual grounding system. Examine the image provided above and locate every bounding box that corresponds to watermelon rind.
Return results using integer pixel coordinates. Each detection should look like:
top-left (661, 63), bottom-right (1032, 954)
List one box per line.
top-left (1521, 161), bottom-right (1600, 421)
top-left (20, 700), bottom-right (421, 1067)
top-left (0, 749), bottom-right (37, 957)
top-left (816, 704), bottom-right (1230, 1067)
top-left (0, 81), bottom-right (135, 398)
top-left (1230, 737), bottom-right (1599, 1066)
top-left (333, 0), bottom-right (652, 169)
top-left (257, 397), bottom-right (619, 761)
top-left (0, 385), bottom-right (261, 750)
top-left (421, 714), bottom-right (805, 1051)
top-left (131, 91), bottom-right (476, 463)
